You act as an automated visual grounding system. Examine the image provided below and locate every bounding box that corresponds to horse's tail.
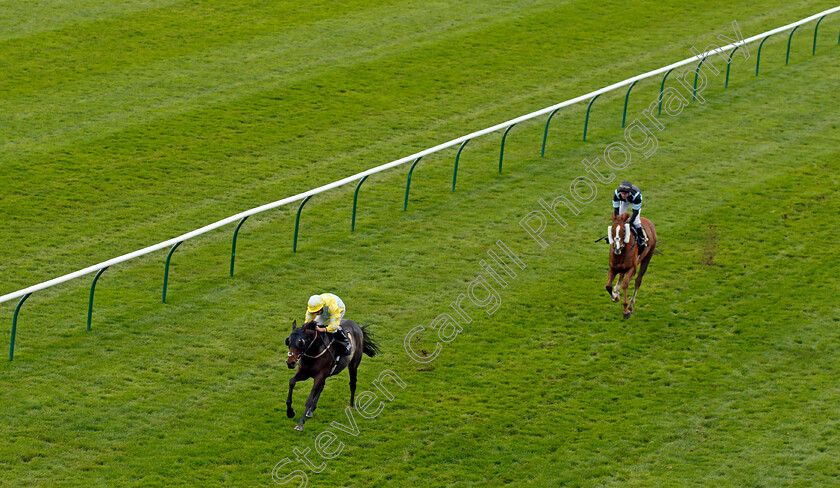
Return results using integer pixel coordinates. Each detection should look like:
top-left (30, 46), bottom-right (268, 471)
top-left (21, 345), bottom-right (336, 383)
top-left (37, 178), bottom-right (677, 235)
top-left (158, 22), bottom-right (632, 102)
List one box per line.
top-left (360, 324), bottom-right (380, 357)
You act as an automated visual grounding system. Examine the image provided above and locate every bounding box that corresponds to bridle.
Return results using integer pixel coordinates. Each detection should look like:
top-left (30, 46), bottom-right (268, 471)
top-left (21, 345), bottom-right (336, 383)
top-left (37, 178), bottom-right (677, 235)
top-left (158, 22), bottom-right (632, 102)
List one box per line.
top-left (608, 221), bottom-right (640, 256)
top-left (607, 222), bottom-right (632, 255)
top-left (287, 329), bottom-right (316, 362)
top-left (287, 329), bottom-right (332, 361)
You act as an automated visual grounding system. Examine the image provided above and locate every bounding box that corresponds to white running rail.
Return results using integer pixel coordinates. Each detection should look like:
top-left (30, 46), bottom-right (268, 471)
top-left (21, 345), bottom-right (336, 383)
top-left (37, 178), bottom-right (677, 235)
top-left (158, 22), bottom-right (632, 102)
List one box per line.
top-left (2, 6), bottom-right (839, 305)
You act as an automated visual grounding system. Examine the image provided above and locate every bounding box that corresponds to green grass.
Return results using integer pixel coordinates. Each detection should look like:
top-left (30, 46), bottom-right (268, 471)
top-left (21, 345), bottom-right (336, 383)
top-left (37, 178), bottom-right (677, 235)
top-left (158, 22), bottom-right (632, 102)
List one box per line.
top-left (1, 1), bottom-right (840, 486)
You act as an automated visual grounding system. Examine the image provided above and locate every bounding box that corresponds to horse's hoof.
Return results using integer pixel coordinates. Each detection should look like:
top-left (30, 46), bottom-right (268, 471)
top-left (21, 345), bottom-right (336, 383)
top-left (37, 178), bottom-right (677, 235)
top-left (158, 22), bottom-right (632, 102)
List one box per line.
top-left (623, 311), bottom-right (632, 319)
top-left (605, 285), bottom-right (612, 296)
top-left (294, 425), bottom-right (303, 432)
top-left (286, 409), bottom-right (295, 419)
top-left (306, 410), bottom-right (314, 418)
top-left (612, 296), bottom-right (620, 303)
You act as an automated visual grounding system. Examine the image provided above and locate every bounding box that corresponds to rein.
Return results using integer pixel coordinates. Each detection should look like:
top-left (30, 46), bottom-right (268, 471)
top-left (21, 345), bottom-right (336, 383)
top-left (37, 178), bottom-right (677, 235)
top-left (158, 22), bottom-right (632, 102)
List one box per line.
top-left (303, 329), bottom-right (334, 359)
top-left (287, 328), bottom-right (331, 360)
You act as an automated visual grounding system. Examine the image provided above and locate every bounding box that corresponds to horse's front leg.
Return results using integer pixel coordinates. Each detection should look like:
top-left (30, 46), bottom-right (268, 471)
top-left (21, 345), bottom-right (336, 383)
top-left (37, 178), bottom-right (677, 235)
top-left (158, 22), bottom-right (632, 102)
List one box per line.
top-left (349, 360), bottom-right (359, 407)
top-left (612, 273), bottom-right (624, 302)
top-left (295, 373), bottom-right (327, 431)
top-left (606, 267), bottom-right (617, 299)
top-left (622, 267), bottom-right (637, 318)
top-left (286, 370), bottom-right (307, 419)
top-left (308, 371), bottom-right (332, 417)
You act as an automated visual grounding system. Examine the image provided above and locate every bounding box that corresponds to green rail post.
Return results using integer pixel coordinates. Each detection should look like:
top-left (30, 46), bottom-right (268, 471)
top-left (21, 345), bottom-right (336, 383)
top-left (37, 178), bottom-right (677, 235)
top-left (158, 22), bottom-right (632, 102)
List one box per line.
top-left (582, 93), bottom-right (601, 142)
top-left (230, 216), bottom-right (249, 277)
top-left (540, 108), bottom-right (561, 158)
top-left (813, 15), bottom-right (826, 54)
top-left (658, 68), bottom-right (675, 115)
top-left (9, 293), bottom-right (31, 361)
top-left (725, 46), bottom-right (740, 88)
top-left (351, 175), bottom-right (369, 232)
top-left (692, 57), bottom-right (707, 101)
top-left (452, 139), bottom-right (470, 191)
top-left (87, 267), bottom-right (109, 331)
top-left (756, 35), bottom-right (773, 76)
top-left (499, 124), bottom-right (515, 173)
top-left (786, 25), bottom-right (801, 65)
top-left (162, 241), bottom-right (183, 303)
top-left (621, 80), bottom-right (638, 128)
top-left (403, 157), bottom-right (422, 211)
top-left (293, 195), bottom-right (313, 253)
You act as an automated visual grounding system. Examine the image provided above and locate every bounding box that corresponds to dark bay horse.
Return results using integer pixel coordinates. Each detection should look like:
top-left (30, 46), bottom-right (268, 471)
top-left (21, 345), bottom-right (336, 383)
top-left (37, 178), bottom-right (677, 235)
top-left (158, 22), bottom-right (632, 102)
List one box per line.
top-left (285, 319), bottom-right (379, 431)
top-left (606, 213), bottom-right (657, 318)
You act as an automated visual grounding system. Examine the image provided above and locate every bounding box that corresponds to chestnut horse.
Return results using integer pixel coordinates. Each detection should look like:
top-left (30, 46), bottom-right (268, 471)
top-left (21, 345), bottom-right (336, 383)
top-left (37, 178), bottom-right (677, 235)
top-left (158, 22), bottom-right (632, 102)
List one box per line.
top-left (285, 319), bottom-right (379, 431)
top-left (606, 213), bottom-right (657, 318)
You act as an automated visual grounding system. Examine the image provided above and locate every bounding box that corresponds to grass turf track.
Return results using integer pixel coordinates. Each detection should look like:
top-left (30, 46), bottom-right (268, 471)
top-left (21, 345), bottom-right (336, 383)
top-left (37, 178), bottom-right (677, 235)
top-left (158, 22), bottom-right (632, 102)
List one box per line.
top-left (1, 0), bottom-right (840, 486)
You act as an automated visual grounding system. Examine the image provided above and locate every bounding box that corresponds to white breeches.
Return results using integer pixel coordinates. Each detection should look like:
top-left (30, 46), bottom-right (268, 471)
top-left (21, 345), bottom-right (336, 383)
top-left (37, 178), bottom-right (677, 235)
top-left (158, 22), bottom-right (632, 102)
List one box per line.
top-left (618, 202), bottom-right (641, 226)
top-left (314, 310), bottom-right (346, 330)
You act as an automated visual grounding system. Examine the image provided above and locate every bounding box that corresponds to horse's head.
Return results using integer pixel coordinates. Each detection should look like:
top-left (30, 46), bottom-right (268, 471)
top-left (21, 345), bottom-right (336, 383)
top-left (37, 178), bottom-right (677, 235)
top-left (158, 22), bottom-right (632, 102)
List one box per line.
top-left (285, 320), bottom-right (316, 369)
top-left (608, 213), bottom-right (632, 255)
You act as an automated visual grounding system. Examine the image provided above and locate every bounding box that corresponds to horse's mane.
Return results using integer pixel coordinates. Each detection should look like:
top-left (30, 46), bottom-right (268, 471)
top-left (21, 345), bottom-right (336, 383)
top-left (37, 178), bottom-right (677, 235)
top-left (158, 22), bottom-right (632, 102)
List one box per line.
top-left (613, 212), bottom-right (631, 223)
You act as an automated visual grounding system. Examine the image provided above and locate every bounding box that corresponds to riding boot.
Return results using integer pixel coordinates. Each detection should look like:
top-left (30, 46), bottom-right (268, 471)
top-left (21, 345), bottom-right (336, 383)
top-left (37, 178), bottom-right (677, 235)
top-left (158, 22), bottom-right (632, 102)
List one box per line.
top-left (333, 330), bottom-right (350, 356)
top-left (636, 226), bottom-right (647, 251)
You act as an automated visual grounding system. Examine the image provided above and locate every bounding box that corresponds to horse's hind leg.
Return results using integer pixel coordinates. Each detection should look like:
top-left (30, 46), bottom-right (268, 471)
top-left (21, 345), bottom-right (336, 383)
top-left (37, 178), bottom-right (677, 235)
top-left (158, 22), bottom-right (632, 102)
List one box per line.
top-left (632, 249), bottom-right (655, 307)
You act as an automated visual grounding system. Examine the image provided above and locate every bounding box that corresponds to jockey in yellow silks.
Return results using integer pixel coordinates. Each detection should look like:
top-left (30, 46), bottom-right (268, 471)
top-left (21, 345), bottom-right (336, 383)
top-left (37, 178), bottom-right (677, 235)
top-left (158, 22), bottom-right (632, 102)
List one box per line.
top-left (305, 293), bottom-right (350, 356)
